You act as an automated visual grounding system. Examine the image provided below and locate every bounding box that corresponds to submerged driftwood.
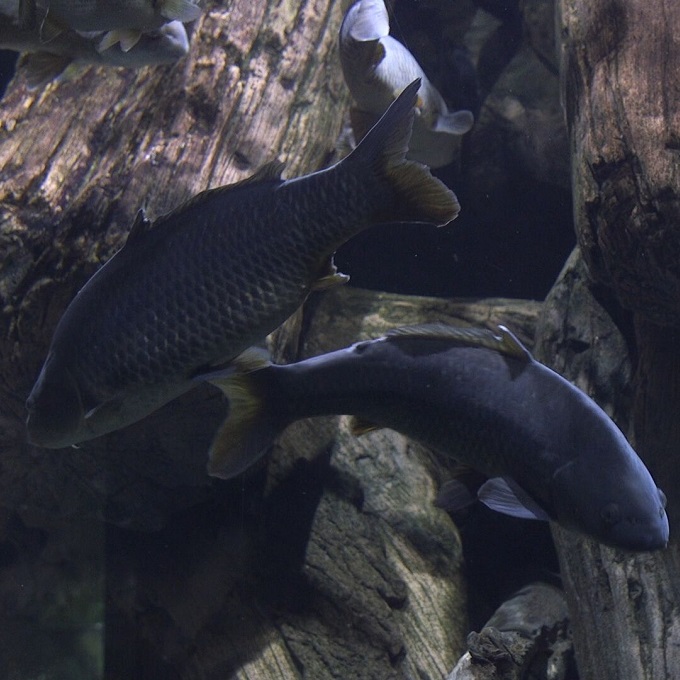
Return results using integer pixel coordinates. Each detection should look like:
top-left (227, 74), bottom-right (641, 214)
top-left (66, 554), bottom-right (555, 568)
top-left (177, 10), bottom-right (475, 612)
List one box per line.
top-left (551, 0), bottom-right (680, 677)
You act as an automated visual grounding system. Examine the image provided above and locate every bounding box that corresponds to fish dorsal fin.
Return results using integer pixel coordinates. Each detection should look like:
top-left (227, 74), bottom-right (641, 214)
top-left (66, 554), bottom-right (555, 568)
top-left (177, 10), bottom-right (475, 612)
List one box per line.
top-left (233, 160), bottom-right (286, 187)
top-left (384, 323), bottom-right (533, 362)
top-left (162, 160), bottom-right (286, 217)
top-left (122, 161), bottom-right (286, 246)
top-left (123, 208), bottom-right (153, 247)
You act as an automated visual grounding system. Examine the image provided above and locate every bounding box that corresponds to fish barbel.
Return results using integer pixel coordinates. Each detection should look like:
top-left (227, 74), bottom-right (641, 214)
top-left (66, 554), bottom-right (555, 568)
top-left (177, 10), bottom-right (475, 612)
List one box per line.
top-left (206, 323), bottom-right (669, 551)
top-left (26, 79), bottom-right (460, 448)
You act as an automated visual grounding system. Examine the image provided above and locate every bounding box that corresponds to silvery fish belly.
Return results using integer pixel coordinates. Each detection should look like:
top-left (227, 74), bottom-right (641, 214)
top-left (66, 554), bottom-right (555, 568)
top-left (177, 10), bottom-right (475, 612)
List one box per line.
top-left (339, 0), bottom-right (474, 167)
top-left (207, 324), bottom-right (669, 552)
top-left (25, 80), bottom-right (460, 449)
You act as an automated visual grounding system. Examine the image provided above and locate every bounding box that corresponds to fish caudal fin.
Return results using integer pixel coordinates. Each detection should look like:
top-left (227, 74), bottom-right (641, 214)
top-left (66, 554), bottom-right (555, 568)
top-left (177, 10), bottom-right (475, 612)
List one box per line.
top-left (348, 79), bottom-right (461, 226)
top-left (205, 355), bottom-right (286, 480)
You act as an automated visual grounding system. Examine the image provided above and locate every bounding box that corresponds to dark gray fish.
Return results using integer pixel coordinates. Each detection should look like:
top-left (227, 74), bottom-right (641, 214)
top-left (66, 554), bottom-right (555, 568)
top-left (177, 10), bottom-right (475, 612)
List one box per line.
top-left (26, 80), bottom-right (460, 449)
top-left (207, 324), bottom-right (669, 552)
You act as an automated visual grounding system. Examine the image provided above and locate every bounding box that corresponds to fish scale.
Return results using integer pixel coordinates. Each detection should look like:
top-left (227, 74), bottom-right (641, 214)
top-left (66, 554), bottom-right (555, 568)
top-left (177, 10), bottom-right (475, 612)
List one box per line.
top-left (26, 79), bottom-right (460, 448)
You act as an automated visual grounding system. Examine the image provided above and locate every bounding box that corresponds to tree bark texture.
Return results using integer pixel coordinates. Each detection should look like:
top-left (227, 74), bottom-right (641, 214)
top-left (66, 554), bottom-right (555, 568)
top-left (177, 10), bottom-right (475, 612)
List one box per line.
top-left (0, 0), bottom-right (349, 529)
top-left (557, 0), bottom-right (680, 327)
top-left (534, 249), bottom-right (680, 680)
top-left (554, 1), bottom-right (680, 677)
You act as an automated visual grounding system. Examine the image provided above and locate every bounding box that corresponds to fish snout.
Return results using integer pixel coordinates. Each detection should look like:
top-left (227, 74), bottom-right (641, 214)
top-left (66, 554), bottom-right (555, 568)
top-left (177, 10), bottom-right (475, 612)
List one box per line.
top-left (600, 499), bottom-right (670, 552)
top-left (25, 361), bottom-right (84, 449)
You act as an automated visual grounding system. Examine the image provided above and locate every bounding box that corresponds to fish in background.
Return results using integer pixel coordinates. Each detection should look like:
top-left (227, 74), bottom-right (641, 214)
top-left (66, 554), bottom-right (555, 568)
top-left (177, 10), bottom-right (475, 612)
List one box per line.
top-left (205, 323), bottom-right (669, 552)
top-left (16, 0), bottom-right (201, 50)
top-left (339, 0), bottom-right (475, 168)
top-left (0, 18), bottom-right (189, 87)
top-left (25, 80), bottom-right (460, 449)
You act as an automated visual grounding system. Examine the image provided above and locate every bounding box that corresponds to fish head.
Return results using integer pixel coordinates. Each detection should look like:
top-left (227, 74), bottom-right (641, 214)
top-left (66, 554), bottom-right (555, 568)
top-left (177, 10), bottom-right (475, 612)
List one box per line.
top-left (549, 447), bottom-right (669, 552)
top-left (26, 352), bottom-right (85, 449)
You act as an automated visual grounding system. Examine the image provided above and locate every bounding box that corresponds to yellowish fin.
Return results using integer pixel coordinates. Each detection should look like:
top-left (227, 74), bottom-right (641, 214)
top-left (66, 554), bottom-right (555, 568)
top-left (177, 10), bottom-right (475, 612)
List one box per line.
top-left (349, 416), bottom-right (382, 436)
top-left (349, 79), bottom-right (460, 226)
top-left (203, 348), bottom-right (283, 480)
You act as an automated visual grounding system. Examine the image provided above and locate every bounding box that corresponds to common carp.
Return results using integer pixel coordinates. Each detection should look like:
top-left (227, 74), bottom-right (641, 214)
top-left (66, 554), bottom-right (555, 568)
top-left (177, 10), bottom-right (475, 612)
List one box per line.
top-left (26, 80), bottom-right (460, 448)
top-left (206, 324), bottom-right (669, 551)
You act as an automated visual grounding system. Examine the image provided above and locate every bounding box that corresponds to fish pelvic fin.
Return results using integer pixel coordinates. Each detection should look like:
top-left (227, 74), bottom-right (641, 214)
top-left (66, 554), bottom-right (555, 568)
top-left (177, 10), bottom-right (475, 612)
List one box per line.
top-left (205, 356), bottom-right (286, 480)
top-left (433, 109), bottom-right (475, 136)
top-left (347, 79), bottom-right (460, 227)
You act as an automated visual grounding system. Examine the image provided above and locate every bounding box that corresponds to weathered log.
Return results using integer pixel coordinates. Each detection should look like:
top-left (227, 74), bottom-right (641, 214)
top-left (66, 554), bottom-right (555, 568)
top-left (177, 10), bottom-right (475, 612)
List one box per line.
top-left (558, 0), bottom-right (680, 327)
top-left (534, 249), bottom-right (680, 680)
top-left (554, 0), bottom-right (680, 676)
top-left (447, 582), bottom-right (572, 680)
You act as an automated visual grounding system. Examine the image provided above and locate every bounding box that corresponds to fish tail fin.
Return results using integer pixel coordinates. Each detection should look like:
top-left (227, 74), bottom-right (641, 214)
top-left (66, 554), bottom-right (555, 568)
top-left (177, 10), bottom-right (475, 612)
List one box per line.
top-left (347, 78), bottom-right (461, 227)
top-left (205, 355), bottom-right (288, 480)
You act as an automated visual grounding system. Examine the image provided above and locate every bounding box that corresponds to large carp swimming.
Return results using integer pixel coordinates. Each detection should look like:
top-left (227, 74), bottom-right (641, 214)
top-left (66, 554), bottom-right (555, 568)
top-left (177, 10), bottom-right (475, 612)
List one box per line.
top-left (206, 323), bottom-right (669, 551)
top-left (25, 79), bottom-right (460, 448)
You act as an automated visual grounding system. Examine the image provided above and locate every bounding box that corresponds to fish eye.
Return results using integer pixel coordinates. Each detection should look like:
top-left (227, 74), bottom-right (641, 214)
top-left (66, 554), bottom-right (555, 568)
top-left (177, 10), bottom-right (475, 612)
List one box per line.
top-left (601, 503), bottom-right (621, 526)
top-left (658, 488), bottom-right (667, 509)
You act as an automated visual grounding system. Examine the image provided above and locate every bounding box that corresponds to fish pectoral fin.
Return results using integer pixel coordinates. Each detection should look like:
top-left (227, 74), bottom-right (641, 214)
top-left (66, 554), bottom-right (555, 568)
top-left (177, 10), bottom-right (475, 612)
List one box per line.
top-left (161, 0), bottom-right (203, 23)
top-left (83, 397), bottom-right (124, 423)
top-left (433, 110), bottom-right (475, 135)
top-left (349, 416), bottom-right (383, 436)
top-left (348, 0), bottom-right (390, 42)
top-left (435, 479), bottom-right (476, 512)
top-left (311, 259), bottom-right (350, 290)
top-left (478, 477), bottom-right (551, 521)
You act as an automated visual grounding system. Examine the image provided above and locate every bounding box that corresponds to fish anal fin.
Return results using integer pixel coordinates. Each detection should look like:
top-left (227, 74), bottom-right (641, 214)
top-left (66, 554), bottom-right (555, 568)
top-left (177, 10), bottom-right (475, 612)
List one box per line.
top-left (349, 415), bottom-right (382, 436)
top-left (478, 477), bottom-right (551, 521)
